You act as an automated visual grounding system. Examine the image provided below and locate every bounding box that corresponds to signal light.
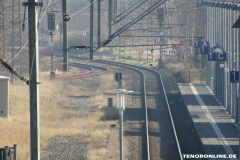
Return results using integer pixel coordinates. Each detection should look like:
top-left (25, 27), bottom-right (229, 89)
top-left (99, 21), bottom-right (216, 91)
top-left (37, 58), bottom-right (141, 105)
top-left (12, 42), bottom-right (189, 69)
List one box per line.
top-left (158, 8), bottom-right (164, 22)
top-left (47, 13), bottom-right (55, 31)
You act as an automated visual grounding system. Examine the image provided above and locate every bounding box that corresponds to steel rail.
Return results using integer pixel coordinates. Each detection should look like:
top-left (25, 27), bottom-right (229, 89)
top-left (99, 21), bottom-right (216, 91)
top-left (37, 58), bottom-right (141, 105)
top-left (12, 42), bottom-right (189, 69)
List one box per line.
top-left (54, 64), bottom-right (94, 80)
top-left (94, 59), bottom-right (183, 160)
top-left (49, 63), bottom-right (109, 80)
top-left (93, 59), bottom-right (150, 160)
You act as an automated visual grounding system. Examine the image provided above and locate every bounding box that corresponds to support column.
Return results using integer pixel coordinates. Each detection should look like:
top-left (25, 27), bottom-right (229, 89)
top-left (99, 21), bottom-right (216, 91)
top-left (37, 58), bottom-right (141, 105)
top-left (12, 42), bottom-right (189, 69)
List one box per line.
top-left (90, 0), bottom-right (94, 60)
top-left (227, 9), bottom-right (230, 111)
top-left (228, 9), bottom-right (232, 113)
top-left (119, 110), bottom-right (123, 160)
top-left (114, 0), bottom-right (117, 23)
top-left (109, 0), bottom-right (112, 37)
top-left (98, 0), bottom-right (101, 48)
top-left (27, 0), bottom-right (40, 159)
top-left (236, 11), bottom-right (239, 123)
top-left (50, 33), bottom-right (53, 73)
top-left (237, 15), bottom-right (240, 160)
top-left (63, 0), bottom-right (68, 70)
top-left (206, 6), bottom-right (209, 85)
top-left (19, 0), bottom-right (22, 76)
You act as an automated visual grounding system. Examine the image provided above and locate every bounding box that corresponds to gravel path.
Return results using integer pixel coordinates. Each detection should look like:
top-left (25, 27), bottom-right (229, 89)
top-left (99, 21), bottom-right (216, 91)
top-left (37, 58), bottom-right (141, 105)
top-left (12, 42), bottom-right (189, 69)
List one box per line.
top-left (41, 135), bottom-right (90, 160)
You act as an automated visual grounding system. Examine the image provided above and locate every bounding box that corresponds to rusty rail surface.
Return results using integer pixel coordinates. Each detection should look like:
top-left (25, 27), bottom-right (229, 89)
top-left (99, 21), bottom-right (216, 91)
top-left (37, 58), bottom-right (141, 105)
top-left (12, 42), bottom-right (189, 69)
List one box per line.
top-left (48, 63), bottom-right (109, 80)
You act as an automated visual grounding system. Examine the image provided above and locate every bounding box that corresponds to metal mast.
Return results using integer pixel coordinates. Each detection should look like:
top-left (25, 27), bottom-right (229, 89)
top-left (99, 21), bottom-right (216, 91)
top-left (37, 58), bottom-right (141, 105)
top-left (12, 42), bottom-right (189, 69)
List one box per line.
top-left (11, 0), bottom-right (22, 80)
top-left (119, 0), bottom-right (125, 58)
top-left (147, 0), bottom-right (153, 62)
top-left (0, 0), bottom-right (5, 61)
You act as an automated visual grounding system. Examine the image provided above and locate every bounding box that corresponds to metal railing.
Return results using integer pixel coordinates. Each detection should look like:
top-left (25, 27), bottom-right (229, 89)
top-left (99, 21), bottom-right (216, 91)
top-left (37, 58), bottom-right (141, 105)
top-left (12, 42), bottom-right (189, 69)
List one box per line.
top-left (0, 145), bottom-right (17, 160)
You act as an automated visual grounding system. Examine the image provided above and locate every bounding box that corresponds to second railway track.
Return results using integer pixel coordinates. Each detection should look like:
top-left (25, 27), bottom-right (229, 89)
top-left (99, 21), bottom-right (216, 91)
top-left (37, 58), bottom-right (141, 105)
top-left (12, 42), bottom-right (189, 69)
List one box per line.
top-left (51, 62), bottom-right (109, 80)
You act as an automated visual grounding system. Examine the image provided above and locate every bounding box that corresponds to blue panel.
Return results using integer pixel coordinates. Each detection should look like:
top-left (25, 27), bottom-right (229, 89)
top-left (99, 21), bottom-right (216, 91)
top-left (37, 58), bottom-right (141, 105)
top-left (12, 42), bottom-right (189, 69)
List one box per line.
top-left (217, 52), bottom-right (227, 61)
top-left (208, 52), bottom-right (217, 61)
top-left (230, 71), bottom-right (239, 83)
top-left (194, 41), bottom-right (202, 48)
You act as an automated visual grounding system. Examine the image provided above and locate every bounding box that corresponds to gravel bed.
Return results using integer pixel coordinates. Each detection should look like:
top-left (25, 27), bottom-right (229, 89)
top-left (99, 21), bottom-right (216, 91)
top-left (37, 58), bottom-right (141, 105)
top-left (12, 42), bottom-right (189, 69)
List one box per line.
top-left (41, 135), bottom-right (90, 160)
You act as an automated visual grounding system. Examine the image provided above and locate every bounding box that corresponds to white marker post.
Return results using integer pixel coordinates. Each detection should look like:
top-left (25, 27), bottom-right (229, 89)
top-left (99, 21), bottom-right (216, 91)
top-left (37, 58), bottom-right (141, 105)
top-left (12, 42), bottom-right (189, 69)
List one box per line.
top-left (109, 89), bottom-right (133, 160)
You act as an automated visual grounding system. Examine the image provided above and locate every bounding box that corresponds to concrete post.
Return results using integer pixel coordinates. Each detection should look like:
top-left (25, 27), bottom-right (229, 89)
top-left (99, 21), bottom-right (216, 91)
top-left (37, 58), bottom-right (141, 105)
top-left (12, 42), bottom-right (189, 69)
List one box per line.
top-left (232, 10), bottom-right (236, 118)
top-left (109, 0), bottom-right (112, 37)
top-left (63, 0), bottom-right (68, 71)
top-left (228, 9), bottom-right (232, 112)
top-left (114, 0), bottom-right (117, 23)
top-left (51, 33), bottom-right (53, 73)
top-left (98, 0), bottom-right (101, 48)
top-left (27, 0), bottom-right (40, 158)
top-left (90, 0), bottom-right (94, 60)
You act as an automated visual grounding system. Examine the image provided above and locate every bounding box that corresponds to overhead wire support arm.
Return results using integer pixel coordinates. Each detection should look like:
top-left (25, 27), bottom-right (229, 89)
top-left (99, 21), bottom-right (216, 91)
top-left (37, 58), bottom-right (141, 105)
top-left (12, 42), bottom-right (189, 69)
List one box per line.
top-left (118, 35), bottom-right (204, 39)
top-left (68, 43), bottom-right (183, 49)
top-left (95, 0), bottom-right (167, 51)
top-left (0, 59), bottom-right (30, 84)
top-left (99, 43), bottom-right (183, 47)
top-left (69, 45), bottom-right (91, 49)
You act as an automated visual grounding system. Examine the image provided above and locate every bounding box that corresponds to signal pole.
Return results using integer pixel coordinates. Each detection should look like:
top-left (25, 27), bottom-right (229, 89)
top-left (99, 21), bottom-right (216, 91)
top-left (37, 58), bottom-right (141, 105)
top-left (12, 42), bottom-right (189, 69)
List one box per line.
top-left (50, 31), bottom-right (54, 78)
top-left (23, 0), bottom-right (42, 159)
top-left (63, 0), bottom-right (68, 70)
top-left (109, 0), bottom-right (112, 36)
top-left (98, 0), bottom-right (101, 48)
top-left (90, 0), bottom-right (94, 60)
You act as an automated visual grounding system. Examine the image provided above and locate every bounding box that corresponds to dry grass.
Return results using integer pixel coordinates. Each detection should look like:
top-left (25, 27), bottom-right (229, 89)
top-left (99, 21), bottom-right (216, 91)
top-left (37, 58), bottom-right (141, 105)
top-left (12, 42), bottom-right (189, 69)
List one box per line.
top-left (164, 60), bottom-right (206, 83)
top-left (0, 70), bottom-right (119, 159)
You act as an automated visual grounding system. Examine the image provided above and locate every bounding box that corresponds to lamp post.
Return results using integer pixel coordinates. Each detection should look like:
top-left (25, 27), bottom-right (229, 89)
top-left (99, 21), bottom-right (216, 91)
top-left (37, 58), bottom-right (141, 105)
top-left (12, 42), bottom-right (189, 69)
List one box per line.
top-left (110, 88), bottom-right (133, 160)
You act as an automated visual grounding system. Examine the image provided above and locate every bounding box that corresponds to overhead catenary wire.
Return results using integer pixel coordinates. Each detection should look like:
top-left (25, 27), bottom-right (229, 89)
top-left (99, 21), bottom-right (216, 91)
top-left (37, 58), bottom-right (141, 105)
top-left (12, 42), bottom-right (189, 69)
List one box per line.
top-left (67, 0), bottom-right (89, 14)
top-left (70, 0), bottom-right (98, 17)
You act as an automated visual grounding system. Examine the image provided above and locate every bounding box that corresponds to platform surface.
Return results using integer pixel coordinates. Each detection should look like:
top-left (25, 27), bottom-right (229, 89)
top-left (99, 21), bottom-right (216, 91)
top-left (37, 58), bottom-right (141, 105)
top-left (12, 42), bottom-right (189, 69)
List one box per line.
top-left (178, 83), bottom-right (239, 160)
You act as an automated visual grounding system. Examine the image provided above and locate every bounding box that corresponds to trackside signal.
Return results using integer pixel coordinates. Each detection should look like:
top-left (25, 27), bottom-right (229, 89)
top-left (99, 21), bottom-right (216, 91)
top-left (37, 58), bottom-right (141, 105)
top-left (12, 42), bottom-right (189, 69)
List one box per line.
top-left (158, 8), bottom-right (164, 22)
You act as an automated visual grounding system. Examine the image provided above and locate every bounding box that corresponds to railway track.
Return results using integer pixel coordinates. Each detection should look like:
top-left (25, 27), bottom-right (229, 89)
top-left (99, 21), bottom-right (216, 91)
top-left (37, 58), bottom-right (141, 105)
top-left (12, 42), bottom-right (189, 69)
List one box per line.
top-left (92, 59), bottom-right (182, 160)
top-left (50, 62), bottom-right (109, 80)
top-left (58, 55), bottom-right (183, 159)
top-left (65, 56), bottom-right (182, 160)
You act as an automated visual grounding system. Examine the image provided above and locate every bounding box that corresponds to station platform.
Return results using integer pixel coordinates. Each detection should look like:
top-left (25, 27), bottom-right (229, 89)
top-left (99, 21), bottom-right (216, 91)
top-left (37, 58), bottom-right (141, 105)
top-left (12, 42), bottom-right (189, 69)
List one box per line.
top-left (178, 83), bottom-right (239, 160)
